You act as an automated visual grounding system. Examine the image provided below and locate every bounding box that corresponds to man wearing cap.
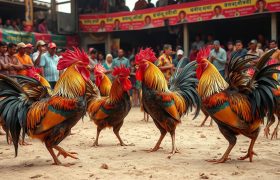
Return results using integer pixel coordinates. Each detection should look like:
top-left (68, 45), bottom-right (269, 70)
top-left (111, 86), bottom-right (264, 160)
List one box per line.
top-left (209, 40), bottom-right (227, 77)
top-left (25, 43), bottom-right (34, 58)
top-left (39, 42), bottom-right (60, 88)
top-left (247, 39), bottom-right (264, 58)
top-left (15, 42), bottom-right (34, 76)
top-left (173, 49), bottom-right (189, 68)
top-left (33, 40), bottom-right (46, 66)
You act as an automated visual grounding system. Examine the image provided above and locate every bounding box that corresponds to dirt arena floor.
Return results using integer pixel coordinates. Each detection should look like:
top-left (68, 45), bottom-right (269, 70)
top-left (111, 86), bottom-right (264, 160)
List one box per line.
top-left (0, 108), bottom-right (279, 180)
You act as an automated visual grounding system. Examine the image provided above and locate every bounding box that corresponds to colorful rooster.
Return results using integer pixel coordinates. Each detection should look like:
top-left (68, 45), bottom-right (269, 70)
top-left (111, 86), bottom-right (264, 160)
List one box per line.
top-left (135, 48), bottom-right (201, 158)
top-left (87, 66), bottom-right (132, 146)
top-left (196, 48), bottom-right (279, 163)
top-left (0, 48), bottom-right (98, 165)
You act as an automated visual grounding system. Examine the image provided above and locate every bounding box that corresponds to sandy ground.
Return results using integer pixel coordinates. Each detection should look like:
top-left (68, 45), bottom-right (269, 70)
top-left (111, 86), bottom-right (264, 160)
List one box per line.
top-left (0, 108), bottom-right (279, 180)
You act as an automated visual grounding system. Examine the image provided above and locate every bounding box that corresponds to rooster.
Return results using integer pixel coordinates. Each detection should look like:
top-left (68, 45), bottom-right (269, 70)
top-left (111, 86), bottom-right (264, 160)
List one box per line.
top-left (135, 48), bottom-right (200, 158)
top-left (196, 48), bottom-right (279, 163)
top-left (87, 66), bottom-right (132, 146)
top-left (94, 64), bottom-right (112, 96)
top-left (0, 48), bottom-right (97, 165)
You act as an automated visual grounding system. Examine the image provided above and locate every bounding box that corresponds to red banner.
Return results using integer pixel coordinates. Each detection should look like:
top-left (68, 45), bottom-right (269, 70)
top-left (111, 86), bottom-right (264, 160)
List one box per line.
top-left (80, 0), bottom-right (280, 33)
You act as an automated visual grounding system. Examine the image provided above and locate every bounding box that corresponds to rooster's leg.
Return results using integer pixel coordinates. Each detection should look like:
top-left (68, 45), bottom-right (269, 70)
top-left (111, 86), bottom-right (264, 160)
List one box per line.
top-left (113, 122), bottom-right (127, 146)
top-left (46, 144), bottom-right (61, 165)
top-left (199, 115), bottom-right (209, 127)
top-left (93, 127), bottom-right (102, 146)
top-left (54, 146), bottom-right (78, 159)
top-left (209, 118), bottom-right (213, 127)
top-left (238, 138), bottom-right (257, 162)
top-left (167, 131), bottom-right (179, 159)
top-left (264, 115), bottom-right (275, 138)
top-left (150, 120), bottom-right (167, 152)
top-left (271, 119), bottom-right (279, 140)
top-left (207, 125), bottom-right (236, 163)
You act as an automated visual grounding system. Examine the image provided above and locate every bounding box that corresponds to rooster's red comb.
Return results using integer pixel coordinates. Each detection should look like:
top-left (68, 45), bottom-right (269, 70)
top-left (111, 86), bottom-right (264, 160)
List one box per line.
top-left (112, 65), bottom-right (130, 77)
top-left (26, 67), bottom-right (42, 81)
top-left (135, 48), bottom-right (157, 64)
top-left (94, 64), bottom-right (106, 75)
top-left (196, 47), bottom-right (211, 63)
top-left (57, 47), bottom-right (89, 70)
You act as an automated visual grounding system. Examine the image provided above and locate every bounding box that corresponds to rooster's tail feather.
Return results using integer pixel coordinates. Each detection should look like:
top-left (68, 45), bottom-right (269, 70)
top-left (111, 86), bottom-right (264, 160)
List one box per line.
top-left (0, 75), bottom-right (32, 156)
top-left (170, 61), bottom-right (201, 119)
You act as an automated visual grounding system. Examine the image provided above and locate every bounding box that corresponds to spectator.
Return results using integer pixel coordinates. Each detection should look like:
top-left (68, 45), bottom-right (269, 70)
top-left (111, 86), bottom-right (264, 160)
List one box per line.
top-left (173, 49), bottom-right (189, 68)
top-left (130, 58), bottom-right (139, 106)
top-left (247, 39), bottom-right (264, 58)
top-left (156, 0), bottom-right (168, 7)
top-left (118, 0), bottom-right (130, 12)
top-left (0, 41), bottom-right (7, 58)
top-left (112, 49), bottom-right (130, 68)
top-left (38, 19), bottom-right (48, 33)
top-left (39, 42), bottom-right (60, 88)
top-left (156, 44), bottom-right (174, 82)
top-left (12, 20), bottom-right (20, 31)
top-left (231, 40), bottom-right (247, 59)
top-left (89, 48), bottom-right (98, 69)
top-left (16, 18), bottom-right (23, 31)
top-left (4, 19), bottom-right (13, 30)
top-left (269, 40), bottom-right (280, 62)
top-left (191, 35), bottom-right (205, 50)
top-left (225, 41), bottom-right (234, 75)
top-left (0, 18), bottom-right (3, 28)
top-left (103, 54), bottom-right (113, 71)
top-left (189, 44), bottom-right (199, 62)
top-left (147, 0), bottom-right (155, 8)
top-left (209, 40), bottom-right (227, 77)
top-left (257, 34), bottom-right (268, 50)
top-left (33, 40), bottom-right (47, 66)
top-left (97, 53), bottom-right (105, 64)
top-left (0, 43), bottom-right (23, 76)
top-left (15, 42), bottom-right (33, 76)
top-left (134, 0), bottom-right (148, 11)
top-left (25, 43), bottom-right (34, 58)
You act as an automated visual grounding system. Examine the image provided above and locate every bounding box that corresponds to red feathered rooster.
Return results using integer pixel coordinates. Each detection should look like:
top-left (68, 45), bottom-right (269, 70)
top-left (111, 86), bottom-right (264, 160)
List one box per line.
top-left (135, 48), bottom-right (200, 158)
top-left (87, 65), bottom-right (132, 146)
top-left (196, 48), bottom-right (279, 163)
top-left (0, 47), bottom-right (98, 165)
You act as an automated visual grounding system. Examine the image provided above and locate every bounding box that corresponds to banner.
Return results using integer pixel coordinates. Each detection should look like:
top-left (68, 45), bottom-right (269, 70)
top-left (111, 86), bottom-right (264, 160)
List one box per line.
top-left (0, 29), bottom-right (79, 48)
top-left (80, 0), bottom-right (280, 33)
top-left (25, 0), bottom-right (33, 32)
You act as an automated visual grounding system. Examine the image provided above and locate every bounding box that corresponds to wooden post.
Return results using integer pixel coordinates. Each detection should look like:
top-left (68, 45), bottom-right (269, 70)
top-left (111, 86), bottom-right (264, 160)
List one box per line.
top-left (271, 13), bottom-right (277, 40)
top-left (183, 24), bottom-right (189, 57)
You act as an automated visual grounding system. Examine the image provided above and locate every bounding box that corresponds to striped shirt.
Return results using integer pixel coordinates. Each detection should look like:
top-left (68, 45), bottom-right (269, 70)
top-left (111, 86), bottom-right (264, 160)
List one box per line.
top-left (40, 52), bottom-right (59, 82)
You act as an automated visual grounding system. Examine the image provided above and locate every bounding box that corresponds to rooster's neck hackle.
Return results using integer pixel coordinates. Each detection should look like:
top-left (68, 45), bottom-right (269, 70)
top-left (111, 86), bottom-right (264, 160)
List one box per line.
top-left (198, 62), bottom-right (229, 99)
top-left (53, 65), bottom-right (86, 98)
top-left (109, 79), bottom-right (125, 102)
top-left (143, 62), bottom-right (168, 92)
top-left (100, 75), bottom-right (112, 96)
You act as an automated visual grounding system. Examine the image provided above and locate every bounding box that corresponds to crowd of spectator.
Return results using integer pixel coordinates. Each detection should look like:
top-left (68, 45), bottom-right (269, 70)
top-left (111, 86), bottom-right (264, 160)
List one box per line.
top-left (0, 17), bottom-right (49, 33)
top-left (79, 0), bottom-right (199, 14)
